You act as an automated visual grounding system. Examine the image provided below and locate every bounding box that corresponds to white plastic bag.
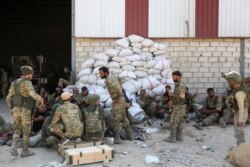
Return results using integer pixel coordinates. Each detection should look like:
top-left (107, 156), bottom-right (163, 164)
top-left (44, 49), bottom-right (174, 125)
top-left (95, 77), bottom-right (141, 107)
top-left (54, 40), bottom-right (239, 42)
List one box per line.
top-left (125, 54), bottom-right (141, 61)
top-left (105, 49), bottom-right (120, 57)
top-left (134, 70), bottom-right (148, 78)
top-left (131, 42), bottom-right (142, 49)
top-left (122, 79), bottom-right (142, 94)
top-left (115, 37), bottom-right (129, 48)
top-left (81, 58), bottom-right (95, 68)
top-left (142, 47), bottom-right (157, 53)
top-left (112, 57), bottom-right (127, 63)
top-left (108, 61), bottom-right (120, 69)
top-left (94, 52), bottom-right (109, 62)
top-left (147, 69), bottom-right (161, 75)
top-left (161, 68), bottom-right (172, 78)
top-left (142, 39), bottom-right (154, 47)
top-left (119, 71), bottom-right (136, 79)
top-left (79, 75), bottom-right (97, 84)
top-left (154, 58), bottom-right (171, 71)
top-left (77, 68), bottom-right (93, 78)
top-left (109, 68), bottom-right (122, 75)
top-left (144, 60), bottom-right (157, 69)
top-left (94, 60), bottom-right (108, 68)
top-left (119, 49), bottom-right (133, 57)
top-left (152, 85), bottom-right (165, 96)
top-left (132, 61), bottom-right (145, 67)
top-left (119, 61), bottom-right (131, 66)
top-left (121, 65), bottom-right (135, 71)
top-left (142, 77), bottom-right (160, 89)
top-left (128, 34), bottom-right (144, 43)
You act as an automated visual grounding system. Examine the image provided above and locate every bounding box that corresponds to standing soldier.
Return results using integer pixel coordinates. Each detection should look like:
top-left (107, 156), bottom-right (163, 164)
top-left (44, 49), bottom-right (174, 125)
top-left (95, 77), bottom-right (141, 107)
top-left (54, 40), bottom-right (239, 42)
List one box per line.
top-left (99, 67), bottom-right (132, 144)
top-left (225, 71), bottom-right (249, 145)
top-left (164, 71), bottom-right (186, 143)
top-left (6, 66), bottom-right (43, 157)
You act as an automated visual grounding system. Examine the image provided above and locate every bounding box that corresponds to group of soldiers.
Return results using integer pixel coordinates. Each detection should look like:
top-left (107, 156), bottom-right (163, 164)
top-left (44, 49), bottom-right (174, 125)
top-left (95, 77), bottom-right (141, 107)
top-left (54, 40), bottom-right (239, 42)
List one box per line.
top-left (4, 64), bottom-right (249, 158)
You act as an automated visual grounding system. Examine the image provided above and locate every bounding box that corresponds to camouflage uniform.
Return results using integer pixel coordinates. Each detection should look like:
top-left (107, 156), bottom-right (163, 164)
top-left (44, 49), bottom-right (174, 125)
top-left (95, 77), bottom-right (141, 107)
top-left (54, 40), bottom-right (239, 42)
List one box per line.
top-left (50, 101), bottom-right (83, 139)
top-left (58, 71), bottom-right (75, 87)
top-left (166, 80), bottom-right (186, 142)
top-left (6, 77), bottom-right (42, 156)
top-left (136, 95), bottom-right (156, 118)
top-left (76, 94), bottom-right (88, 111)
top-left (105, 75), bottom-right (132, 144)
top-left (197, 96), bottom-right (222, 126)
top-left (48, 93), bottom-right (63, 106)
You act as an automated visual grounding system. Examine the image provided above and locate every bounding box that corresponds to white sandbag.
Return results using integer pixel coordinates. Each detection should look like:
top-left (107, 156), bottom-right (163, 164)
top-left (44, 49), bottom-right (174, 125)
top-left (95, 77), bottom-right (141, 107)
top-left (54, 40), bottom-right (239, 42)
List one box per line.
top-left (105, 49), bottom-right (120, 57)
top-left (161, 78), bottom-right (174, 86)
top-left (134, 70), bottom-right (148, 78)
top-left (142, 39), bottom-right (154, 47)
top-left (140, 53), bottom-right (153, 61)
top-left (135, 67), bottom-right (148, 72)
top-left (119, 49), bottom-right (133, 57)
top-left (128, 34), bottom-right (144, 43)
top-left (79, 75), bottom-right (97, 84)
top-left (131, 42), bottom-right (142, 49)
top-left (92, 67), bottom-right (100, 75)
top-left (142, 47), bottom-right (157, 53)
top-left (100, 102), bottom-right (105, 108)
top-left (100, 94), bottom-right (110, 103)
top-left (130, 94), bottom-right (137, 102)
top-left (94, 60), bottom-right (108, 68)
top-left (121, 65), bottom-right (135, 71)
top-left (152, 85), bottom-right (165, 96)
top-left (119, 71), bottom-right (136, 79)
top-left (105, 98), bottom-right (113, 108)
top-left (161, 68), bottom-right (172, 78)
top-left (75, 81), bottom-right (86, 91)
top-left (144, 60), bottom-right (157, 69)
top-left (142, 77), bottom-right (160, 89)
top-left (153, 74), bottom-right (162, 80)
top-left (145, 89), bottom-right (155, 97)
top-left (94, 52), bottom-right (109, 62)
top-left (96, 79), bottom-right (105, 86)
top-left (109, 68), bottom-right (122, 75)
top-left (132, 47), bottom-right (142, 54)
top-left (81, 58), bottom-right (95, 68)
top-left (122, 79), bottom-right (142, 94)
top-left (108, 61), bottom-right (120, 69)
top-left (154, 58), bottom-right (171, 71)
top-left (77, 68), bottom-right (93, 78)
top-left (154, 49), bottom-right (166, 55)
top-left (119, 61), bottom-right (131, 66)
top-left (125, 54), bottom-right (141, 61)
top-left (112, 56), bottom-right (127, 63)
top-left (128, 106), bottom-right (145, 122)
top-left (132, 61), bottom-right (146, 67)
top-left (88, 85), bottom-right (107, 94)
top-left (148, 69), bottom-right (161, 75)
top-left (115, 37), bottom-right (129, 48)
top-left (153, 43), bottom-right (166, 50)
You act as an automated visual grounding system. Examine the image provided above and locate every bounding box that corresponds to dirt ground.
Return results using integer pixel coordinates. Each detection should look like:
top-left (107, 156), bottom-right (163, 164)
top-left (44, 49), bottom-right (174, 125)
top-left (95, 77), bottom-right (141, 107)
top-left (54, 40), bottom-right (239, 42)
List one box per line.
top-left (0, 99), bottom-right (245, 167)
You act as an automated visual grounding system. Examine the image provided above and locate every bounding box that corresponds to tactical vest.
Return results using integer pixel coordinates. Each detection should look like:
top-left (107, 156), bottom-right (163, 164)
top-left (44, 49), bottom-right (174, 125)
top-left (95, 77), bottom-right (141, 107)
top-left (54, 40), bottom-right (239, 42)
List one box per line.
top-left (205, 96), bottom-right (219, 109)
top-left (231, 84), bottom-right (249, 111)
top-left (85, 106), bottom-right (102, 134)
top-left (12, 78), bottom-right (35, 109)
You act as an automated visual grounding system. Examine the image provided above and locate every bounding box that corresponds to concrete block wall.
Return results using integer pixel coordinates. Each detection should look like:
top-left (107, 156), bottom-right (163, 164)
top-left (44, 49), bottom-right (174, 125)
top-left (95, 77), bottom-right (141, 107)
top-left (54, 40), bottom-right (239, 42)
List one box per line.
top-left (74, 37), bottom-right (250, 103)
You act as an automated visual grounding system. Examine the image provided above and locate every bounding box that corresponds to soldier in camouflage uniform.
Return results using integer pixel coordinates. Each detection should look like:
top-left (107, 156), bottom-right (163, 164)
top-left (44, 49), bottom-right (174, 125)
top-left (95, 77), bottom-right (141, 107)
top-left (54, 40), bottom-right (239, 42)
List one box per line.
top-left (194, 88), bottom-right (222, 130)
top-left (48, 87), bottom-right (64, 106)
top-left (99, 67), bottom-right (132, 144)
top-left (76, 86), bottom-right (89, 111)
top-left (164, 71), bottom-right (186, 143)
top-left (225, 71), bottom-right (249, 145)
top-left (136, 89), bottom-right (157, 118)
top-left (41, 104), bottom-right (61, 149)
top-left (83, 94), bottom-right (105, 140)
top-left (49, 92), bottom-right (83, 144)
top-left (58, 66), bottom-right (76, 88)
top-left (6, 66), bottom-right (43, 157)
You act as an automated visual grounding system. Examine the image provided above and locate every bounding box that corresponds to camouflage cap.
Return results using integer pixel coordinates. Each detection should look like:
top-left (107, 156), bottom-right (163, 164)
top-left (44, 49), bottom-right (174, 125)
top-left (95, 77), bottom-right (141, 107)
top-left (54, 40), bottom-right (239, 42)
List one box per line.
top-left (226, 71), bottom-right (241, 82)
top-left (20, 66), bottom-right (33, 76)
top-left (86, 94), bottom-right (100, 105)
top-left (61, 92), bottom-right (73, 100)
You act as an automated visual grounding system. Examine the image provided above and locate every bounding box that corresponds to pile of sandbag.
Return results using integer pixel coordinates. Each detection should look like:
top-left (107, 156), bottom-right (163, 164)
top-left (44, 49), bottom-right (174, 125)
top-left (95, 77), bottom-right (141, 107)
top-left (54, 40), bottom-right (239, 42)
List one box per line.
top-left (74, 35), bottom-right (173, 122)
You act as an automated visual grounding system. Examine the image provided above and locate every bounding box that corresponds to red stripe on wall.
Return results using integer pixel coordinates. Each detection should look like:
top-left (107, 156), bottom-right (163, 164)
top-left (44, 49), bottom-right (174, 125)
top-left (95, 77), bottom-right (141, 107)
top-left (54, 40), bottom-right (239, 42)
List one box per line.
top-left (196, 0), bottom-right (219, 38)
top-left (125, 0), bottom-right (148, 37)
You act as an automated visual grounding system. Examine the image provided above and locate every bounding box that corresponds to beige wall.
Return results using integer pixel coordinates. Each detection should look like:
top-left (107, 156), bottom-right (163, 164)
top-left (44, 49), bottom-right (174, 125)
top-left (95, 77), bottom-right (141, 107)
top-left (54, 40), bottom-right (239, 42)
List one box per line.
top-left (74, 38), bottom-right (250, 102)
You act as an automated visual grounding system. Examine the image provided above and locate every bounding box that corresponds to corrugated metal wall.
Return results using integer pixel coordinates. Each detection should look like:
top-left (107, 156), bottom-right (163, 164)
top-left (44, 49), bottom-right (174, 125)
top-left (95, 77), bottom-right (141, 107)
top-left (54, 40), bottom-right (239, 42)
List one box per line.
top-left (219, 0), bottom-right (250, 37)
top-left (148, 0), bottom-right (196, 38)
top-left (125, 0), bottom-right (148, 37)
top-left (196, 0), bottom-right (219, 38)
top-left (74, 0), bottom-right (125, 37)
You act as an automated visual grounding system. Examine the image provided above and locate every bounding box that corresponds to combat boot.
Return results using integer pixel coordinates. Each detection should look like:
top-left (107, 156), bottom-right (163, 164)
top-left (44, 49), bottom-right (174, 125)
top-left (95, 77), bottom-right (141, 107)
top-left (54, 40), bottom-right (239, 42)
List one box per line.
top-left (114, 132), bottom-right (122, 144)
top-left (193, 123), bottom-right (203, 130)
top-left (164, 129), bottom-right (176, 143)
top-left (176, 128), bottom-right (183, 141)
top-left (125, 127), bottom-right (133, 140)
top-left (20, 150), bottom-right (35, 157)
top-left (10, 138), bottom-right (18, 156)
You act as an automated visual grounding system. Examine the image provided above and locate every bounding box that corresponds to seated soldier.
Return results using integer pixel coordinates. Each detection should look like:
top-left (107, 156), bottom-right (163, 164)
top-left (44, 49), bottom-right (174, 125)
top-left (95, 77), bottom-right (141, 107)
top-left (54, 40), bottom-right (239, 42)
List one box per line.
top-left (49, 92), bottom-right (83, 145)
top-left (39, 87), bottom-right (50, 103)
top-left (76, 86), bottom-right (89, 111)
top-left (83, 94), bottom-right (105, 140)
top-left (48, 87), bottom-right (64, 106)
top-left (41, 104), bottom-right (61, 149)
top-left (194, 88), bottom-right (222, 130)
top-left (157, 91), bottom-right (173, 121)
top-left (136, 89), bottom-right (157, 118)
top-left (58, 66), bottom-right (76, 88)
top-left (70, 87), bottom-right (79, 104)
top-left (32, 104), bottom-right (50, 133)
top-left (185, 87), bottom-right (197, 122)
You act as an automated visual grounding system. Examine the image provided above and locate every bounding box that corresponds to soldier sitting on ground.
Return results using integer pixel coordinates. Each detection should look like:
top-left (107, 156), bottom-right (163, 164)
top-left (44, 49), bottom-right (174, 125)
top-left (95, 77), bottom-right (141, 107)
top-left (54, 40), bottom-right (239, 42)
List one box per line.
top-left (58, 65), bottom-right (76, 88)
top-left (157, 89), bottom-right (173, 121)
top-left (76, 86), bottom-right (89, 111)
top-left (82, 94), bottom-right (105, 141)
top-left (32, 104), bottom-right (50, 133)
top-left (194, 88), bottom-right (222, 130)
top-left (49, 92), bottom-right (83, 145)
top-left (39, 87), bottom-right (50, 103)
top-left (48, 87), bottom-right (64, 106)
top-left (136, 89), bottom-right (157, 119)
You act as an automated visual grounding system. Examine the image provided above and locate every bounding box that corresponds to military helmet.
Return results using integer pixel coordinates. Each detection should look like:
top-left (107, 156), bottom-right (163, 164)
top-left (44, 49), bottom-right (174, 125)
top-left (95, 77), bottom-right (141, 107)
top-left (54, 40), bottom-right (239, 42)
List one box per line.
top-left (226, 71), bottom-right (241, 82)
top-left (86, 94), bottom-right (100, 105)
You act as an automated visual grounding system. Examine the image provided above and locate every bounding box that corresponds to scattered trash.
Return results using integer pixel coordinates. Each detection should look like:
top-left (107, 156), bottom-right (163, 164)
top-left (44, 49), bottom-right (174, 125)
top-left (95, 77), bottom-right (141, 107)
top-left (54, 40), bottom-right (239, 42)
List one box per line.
top-left (145, 155), bottom-right (160, 164)
top-left (145, 127), bottom-right (160, 134)
top-left (202, 145), bottom-right (214, 152)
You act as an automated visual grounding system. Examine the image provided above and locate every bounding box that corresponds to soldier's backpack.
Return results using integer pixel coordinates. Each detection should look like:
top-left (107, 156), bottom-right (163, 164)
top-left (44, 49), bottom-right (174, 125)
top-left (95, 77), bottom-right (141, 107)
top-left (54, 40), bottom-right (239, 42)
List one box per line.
top-left (85, 106), bottom-right (102, 134)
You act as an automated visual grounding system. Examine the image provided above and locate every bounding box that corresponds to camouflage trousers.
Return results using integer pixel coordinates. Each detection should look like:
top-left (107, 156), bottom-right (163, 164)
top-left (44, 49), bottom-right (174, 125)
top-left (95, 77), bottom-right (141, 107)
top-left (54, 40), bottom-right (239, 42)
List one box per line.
top-left (234, 109), bottom-right (248, 146)
top-left (220, 108), bottom-right (234, 123)
top-left (143, 102), bottom-right (157, 118)
top-left (58, 78), bottom-right (74, 87)
top-left (50, 123), bottom-right (83, 139)
top-left (12, 107), bottom-right (32, 150)
top-left (196, 110), bottom-right (219, 126)
top-left (112, 100), bottom-right (130, 133)
top-left (170, 105), bottom-right (186, 130)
